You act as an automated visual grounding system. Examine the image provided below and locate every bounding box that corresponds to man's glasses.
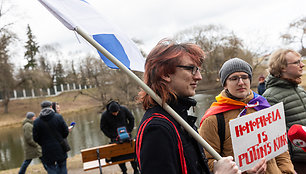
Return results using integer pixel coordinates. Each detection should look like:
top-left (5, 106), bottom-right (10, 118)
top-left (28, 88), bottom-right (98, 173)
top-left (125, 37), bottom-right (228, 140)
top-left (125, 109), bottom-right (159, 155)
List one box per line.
top-left (228, 75), bottom-right (249, 83)
top-left (287, 59), bottom-right (302, 66)
top-left (176, 65), bottom-right (200, 75)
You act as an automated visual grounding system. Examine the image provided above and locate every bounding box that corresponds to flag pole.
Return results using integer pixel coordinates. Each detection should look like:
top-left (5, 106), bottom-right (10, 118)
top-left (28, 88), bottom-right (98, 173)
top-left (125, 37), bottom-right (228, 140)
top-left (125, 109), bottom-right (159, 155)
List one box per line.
top-left (75, 26), bottom-right (222, 160)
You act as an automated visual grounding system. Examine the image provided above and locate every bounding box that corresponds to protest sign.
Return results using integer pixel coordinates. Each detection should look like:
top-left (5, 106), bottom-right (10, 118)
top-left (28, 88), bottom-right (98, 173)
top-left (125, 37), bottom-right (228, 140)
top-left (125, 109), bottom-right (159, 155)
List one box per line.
top-left (229, 102), bottom-right (287, 172)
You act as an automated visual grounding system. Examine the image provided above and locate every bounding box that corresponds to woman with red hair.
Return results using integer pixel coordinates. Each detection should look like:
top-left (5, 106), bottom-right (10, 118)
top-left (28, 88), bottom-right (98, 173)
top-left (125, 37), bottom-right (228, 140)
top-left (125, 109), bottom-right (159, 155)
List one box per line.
top-left (136, 39), bottom-right (241, 174)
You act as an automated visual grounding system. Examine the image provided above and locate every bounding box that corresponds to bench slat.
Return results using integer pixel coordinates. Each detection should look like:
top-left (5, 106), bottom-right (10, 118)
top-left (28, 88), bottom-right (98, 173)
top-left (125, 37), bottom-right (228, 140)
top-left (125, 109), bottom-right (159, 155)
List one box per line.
top-left (81, 140), bottom-right (135, 163)
top-left (83, 158), bottom-right (134, 171)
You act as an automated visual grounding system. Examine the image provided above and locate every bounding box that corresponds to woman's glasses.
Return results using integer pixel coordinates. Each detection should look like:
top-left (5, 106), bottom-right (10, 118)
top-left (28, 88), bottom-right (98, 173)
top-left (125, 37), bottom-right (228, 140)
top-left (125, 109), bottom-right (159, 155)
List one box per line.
top-left (176, 65), bottom-right (200, 75)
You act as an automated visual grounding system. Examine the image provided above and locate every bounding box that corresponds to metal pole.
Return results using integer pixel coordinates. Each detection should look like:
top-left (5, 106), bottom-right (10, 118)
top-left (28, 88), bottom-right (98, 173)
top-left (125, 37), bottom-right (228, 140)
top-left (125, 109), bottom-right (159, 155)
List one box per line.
top-left (96, 149), bottom-right (102, 174)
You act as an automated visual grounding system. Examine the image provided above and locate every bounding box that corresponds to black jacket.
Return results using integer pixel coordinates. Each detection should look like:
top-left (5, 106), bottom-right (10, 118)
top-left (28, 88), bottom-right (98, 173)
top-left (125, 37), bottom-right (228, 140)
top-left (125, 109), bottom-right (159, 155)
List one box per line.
top-left (100, 102), bottom-right (135, 141)
top-left (33, 108), bottom-right (69, 165)
top-left (136, 97), bottom-right (211, 174)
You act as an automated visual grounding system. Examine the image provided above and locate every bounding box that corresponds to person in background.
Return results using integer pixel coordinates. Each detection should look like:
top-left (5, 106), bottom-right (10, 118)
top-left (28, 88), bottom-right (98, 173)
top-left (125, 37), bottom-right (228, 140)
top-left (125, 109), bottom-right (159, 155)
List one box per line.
top-left (19, 112), bottom-right (46, 174)
top-left (263, 48), bottom-right (306, 173)
top-left (33, 101), bottom-right (69, 174)
top-left (52, 102), bottom-right (61, 113)
top-left (199, 58), bottom-right (295, 173)
top-left (100, 101), bottom-right (139, 174)
top-left (257, 75), bottom-right (266, 95)
top-left (136, 39), bottom-right (241, 174)
top-left (52, 102), bottom-right (74, 132)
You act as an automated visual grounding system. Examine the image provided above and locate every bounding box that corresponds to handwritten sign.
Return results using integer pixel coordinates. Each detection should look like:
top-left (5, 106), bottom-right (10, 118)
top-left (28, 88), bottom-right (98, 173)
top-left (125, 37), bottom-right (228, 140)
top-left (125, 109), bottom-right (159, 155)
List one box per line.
top-left (229, 102), bottom-right (287, 172)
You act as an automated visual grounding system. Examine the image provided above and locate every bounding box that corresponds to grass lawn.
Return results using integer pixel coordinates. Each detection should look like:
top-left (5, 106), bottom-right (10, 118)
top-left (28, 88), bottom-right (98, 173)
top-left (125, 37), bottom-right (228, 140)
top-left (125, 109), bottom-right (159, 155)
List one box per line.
top-left (0, 89), bottom-right (101, 127)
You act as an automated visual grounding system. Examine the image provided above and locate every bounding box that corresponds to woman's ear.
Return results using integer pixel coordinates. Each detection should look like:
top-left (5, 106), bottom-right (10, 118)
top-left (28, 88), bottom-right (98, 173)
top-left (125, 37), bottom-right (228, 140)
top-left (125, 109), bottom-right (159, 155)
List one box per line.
top-left (161, 74), bottom-right (171, 82)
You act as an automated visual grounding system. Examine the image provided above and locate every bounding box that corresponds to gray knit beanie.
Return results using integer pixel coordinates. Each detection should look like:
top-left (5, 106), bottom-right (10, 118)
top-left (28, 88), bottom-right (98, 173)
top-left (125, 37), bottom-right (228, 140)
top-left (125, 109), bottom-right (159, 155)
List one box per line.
top-left (26, 112), bottom-right (35, 119)
top-left (219, 58), bottom-right (253, 86)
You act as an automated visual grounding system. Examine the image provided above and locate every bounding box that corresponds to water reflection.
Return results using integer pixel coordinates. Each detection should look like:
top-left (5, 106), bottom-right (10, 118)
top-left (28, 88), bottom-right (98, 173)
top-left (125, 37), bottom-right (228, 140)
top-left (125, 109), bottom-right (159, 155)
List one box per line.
top-left (0, 127), bottom-right (24, 170)
top-left (192, 91), bottom-right (218, 127)
top-left (0, 91), bottom-right (218, 171)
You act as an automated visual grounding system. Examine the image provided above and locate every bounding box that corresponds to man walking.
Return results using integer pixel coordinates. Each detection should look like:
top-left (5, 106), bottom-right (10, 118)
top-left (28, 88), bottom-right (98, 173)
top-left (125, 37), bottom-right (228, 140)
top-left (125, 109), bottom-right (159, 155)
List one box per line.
top-left (33, 101), bottom-right (69, 174)
top-left (19, 112), bottom-right (46, 174)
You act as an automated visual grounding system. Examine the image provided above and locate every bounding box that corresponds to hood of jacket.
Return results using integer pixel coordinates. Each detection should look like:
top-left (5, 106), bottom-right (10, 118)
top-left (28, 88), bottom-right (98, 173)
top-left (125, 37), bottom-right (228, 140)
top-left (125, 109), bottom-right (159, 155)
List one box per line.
top-left (39, 108), bottom-right (55, 121)
top-left (23, 118), bottom-right (33, 125)
top-left (265, 74), bottom-right (297, 90)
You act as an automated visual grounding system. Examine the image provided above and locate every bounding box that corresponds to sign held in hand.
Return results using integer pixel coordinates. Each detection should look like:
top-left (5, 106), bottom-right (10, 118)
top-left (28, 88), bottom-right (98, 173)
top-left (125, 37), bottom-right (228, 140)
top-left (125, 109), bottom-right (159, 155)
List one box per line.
top-left (229, 102), bottom-right (287, 172)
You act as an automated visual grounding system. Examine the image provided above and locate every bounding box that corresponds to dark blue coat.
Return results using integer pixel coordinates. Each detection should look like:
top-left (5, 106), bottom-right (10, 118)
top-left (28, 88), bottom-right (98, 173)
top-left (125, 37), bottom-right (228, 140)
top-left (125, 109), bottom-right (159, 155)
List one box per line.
top-left (100, 102), bottom-right (135, 142)
top-left (33, 108), bottom-right (69, 165)
top-left (136, 97), bottom-right (211, 174)
top-left (257, 82), bottom-right (266, 95)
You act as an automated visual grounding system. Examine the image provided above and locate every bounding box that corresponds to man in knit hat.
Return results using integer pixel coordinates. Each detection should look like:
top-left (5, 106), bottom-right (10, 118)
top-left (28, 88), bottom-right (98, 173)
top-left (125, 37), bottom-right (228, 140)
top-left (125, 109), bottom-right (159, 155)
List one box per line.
top-left (100, 101), bottom-right (139, 174)
top-left (19, 112), bottom-right (46, 174)
top-left (199, 58), bottom-right (295, 173)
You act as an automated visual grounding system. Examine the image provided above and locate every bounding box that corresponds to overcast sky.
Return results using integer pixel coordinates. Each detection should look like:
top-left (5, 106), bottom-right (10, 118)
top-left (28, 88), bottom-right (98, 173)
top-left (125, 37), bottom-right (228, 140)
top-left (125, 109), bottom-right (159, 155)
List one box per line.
top-left (6, 0), bottom-right (306, 67)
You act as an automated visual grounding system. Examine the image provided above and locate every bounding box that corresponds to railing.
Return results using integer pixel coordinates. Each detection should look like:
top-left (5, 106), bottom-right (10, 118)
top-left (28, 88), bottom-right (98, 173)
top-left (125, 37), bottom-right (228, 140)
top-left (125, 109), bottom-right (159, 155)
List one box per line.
top-left (0, 83), bottom-right (96, 101)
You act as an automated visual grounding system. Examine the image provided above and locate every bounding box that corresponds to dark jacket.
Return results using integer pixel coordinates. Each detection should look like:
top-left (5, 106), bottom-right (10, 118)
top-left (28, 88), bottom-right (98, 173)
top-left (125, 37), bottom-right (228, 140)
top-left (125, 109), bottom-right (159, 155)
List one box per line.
top-left (257, 82), bottom-right (266, 95)
top-left (263, 74), bottom-right (306, 162)
top-left (33, 108), bottom-right (69, 165)
top-left (22, 118), bottom-right (42, 160)
top-left (100, 101), bottom-right (135, 141)
top-left (136, 97), bottom-right (211, 174)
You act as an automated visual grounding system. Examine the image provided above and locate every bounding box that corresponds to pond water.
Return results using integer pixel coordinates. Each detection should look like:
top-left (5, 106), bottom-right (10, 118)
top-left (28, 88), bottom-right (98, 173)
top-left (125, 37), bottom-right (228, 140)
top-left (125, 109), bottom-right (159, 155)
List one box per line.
top-left (0, 91), bottom-right (219, 171)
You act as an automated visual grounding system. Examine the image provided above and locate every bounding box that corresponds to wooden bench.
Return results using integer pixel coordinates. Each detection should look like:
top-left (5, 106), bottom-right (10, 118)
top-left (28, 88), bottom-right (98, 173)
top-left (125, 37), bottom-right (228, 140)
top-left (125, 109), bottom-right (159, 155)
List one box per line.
top-left (81, 140), bottom-right (136, 173)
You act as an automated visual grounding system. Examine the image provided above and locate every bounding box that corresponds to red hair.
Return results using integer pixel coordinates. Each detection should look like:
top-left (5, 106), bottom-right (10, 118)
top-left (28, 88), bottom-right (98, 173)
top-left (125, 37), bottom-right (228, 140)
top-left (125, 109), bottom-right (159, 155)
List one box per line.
top-left (138, 39), bottom-right (205, 110)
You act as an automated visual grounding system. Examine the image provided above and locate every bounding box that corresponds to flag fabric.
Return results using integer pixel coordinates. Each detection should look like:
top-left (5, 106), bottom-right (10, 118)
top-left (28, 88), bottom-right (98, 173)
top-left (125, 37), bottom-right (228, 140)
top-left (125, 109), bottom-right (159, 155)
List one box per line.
top-left (38, 0), bottom-right (145, 72)
top-left (200, 91), bottom-right (270, 126)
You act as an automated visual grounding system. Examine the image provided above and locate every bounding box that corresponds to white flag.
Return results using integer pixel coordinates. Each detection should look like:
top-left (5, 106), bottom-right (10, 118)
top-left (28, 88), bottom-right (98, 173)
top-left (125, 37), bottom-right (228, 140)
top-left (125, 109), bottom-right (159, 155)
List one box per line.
top-left (38, 0), bottom-right (145, 72)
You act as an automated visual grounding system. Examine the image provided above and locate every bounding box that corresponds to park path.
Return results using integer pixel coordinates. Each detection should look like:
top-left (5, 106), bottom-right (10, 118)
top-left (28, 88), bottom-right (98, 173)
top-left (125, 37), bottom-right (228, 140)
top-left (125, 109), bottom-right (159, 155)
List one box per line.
top-left (69, 163), bottom-right (134, 174)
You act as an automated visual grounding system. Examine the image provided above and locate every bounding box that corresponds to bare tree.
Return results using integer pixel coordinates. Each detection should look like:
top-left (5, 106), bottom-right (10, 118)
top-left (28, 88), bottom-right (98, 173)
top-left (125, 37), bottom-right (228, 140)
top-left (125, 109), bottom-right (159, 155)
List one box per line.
top-left (16, 68), bottom-right (52, 89)
top-left (281, 16), bottom-right (306, 56)
top-left (16, 44), bottom-right (57, 90)
top-left (110, 69), bottom-right (142, 105)
top-left (0, 1), bottom-right (17, 113)
top-left (73, 56), bottom-right (112, 106)
top-left (0, 31), bottom-right (16, 113)
top-left (65, 59), bottom-right (78, 84)
top-left (72, 54), bottom-right (143, 106)
top-left (174, 24), bottom-right (256, 84)
top-left (0, 1), bottom-right (14, 33)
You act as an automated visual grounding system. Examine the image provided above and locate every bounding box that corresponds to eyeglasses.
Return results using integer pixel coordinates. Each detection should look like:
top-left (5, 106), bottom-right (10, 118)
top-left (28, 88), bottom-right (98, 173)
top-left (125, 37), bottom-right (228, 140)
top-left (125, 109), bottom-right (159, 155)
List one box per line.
top-left (287, 59), bottom-right (302, 66)
top-left (176, 65), bottom-right (200, 75)
top-left (228, 75), bottom-right (249, 83)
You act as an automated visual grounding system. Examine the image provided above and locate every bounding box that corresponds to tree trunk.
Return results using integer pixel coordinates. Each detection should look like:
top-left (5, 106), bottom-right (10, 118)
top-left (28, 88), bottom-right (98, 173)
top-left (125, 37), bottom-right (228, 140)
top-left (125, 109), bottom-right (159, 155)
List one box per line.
top-left (3, 97), bottom-right (9, 114)
top-left (2, 90), bottom-right (10, 114)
